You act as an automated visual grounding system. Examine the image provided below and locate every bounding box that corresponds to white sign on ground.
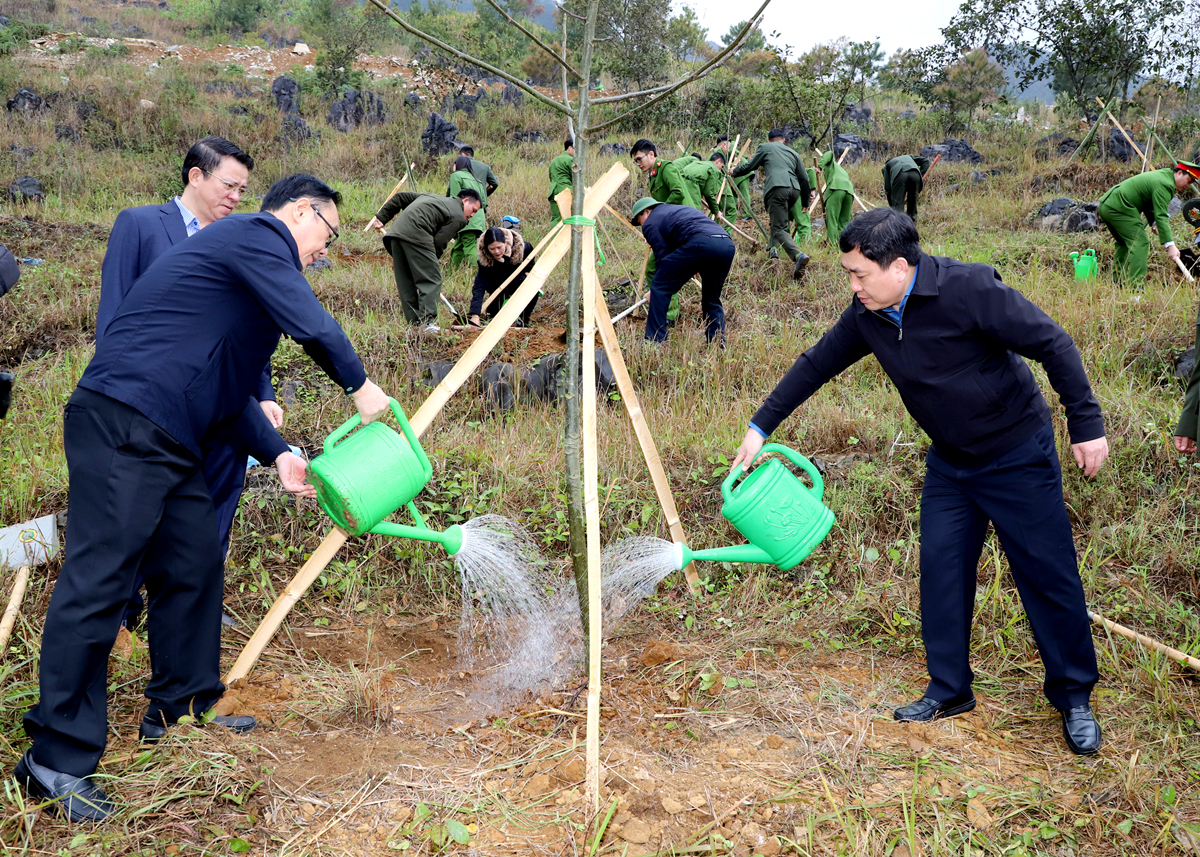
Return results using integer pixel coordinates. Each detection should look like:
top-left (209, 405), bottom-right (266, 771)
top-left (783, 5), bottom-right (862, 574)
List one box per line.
top-left (0, 514), bottom-right (58, 569)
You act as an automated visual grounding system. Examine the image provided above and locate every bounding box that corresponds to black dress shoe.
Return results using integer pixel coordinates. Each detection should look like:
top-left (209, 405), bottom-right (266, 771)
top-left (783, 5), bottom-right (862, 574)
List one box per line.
top-left (13, 751), bottom-right (114, 822)
top-left (768, 248), bottom-right (780, 260)
top-left (793, 253), bottom-right (810, 281)
top-left (1061, 704), bottom-right (1101, 755)
top-left (893, 695), bottom-right (976, 722)
top-left (139, 713), bottom-right (258, 743)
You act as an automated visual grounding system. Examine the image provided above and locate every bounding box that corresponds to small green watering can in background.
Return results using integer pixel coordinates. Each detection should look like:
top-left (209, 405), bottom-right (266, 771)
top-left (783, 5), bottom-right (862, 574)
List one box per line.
top-left (673, 444), bottom-right (836, 572)
top-left (308, 398), bottom-right (464, 555)
top-left (1070, 249), bottom-right (1098, 280)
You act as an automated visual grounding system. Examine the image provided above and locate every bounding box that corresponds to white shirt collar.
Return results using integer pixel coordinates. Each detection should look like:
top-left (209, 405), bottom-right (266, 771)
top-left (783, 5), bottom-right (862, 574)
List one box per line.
top-left (173, 196), bottom-right (201, 237)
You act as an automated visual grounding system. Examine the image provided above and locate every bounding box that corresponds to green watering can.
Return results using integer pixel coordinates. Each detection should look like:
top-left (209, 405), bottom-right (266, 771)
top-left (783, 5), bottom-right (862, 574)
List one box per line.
top-left (308, 398), bottom-right (464, 555)
top-left (673, 444), bottom-right (835, 571)
top-left (1070, 249), bottom-right (1098, 280)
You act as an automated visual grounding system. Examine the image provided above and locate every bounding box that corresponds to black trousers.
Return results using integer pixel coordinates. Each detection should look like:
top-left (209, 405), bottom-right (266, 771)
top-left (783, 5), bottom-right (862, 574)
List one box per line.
top-left (645, 233), bottom-right (734, 343)
top-left (24, 388), bottom-right (225, 776)
top-left (919, 422), bottom-right (1099, 711)
top-left (764, 187), bottom-right (802, 261)
top-left (887, 169), bottom-right (923, 219)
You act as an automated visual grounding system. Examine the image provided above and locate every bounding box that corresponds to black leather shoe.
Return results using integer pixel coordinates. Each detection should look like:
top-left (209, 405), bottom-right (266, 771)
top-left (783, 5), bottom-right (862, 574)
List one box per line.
top-left (893, 695), bottom-right (976, 722)
top-left (793, 253), bottom-right (810, 281)
top-left (768, 248), bottom-right (780, 260)
top-left (13, 751), bottom-right (114, 822)
top-left (139, 713), bottom-right (257, 743)
top-left (1061, 704), bottom-right (1101, 755)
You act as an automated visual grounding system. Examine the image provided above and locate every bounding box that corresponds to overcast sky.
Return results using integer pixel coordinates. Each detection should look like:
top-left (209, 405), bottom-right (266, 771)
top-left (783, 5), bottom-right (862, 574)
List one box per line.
top-left (680, 0), bottom-right (965, 57)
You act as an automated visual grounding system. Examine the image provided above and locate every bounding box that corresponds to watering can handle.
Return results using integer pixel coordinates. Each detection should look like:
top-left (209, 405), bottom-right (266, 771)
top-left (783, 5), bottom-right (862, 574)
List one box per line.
top-left (721, 443), bottom-right (825, 503)
top-left (322, 398), bottom-right (433, 483)
top-left (1084, 248), bottom-right (1096, 258)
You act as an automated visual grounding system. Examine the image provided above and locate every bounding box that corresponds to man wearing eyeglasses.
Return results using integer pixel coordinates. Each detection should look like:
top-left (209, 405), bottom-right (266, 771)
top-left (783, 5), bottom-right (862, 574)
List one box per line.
top-left (94, 136), bottom-right (285, 633)
top-left (17, 174), bottom-right (393, 822)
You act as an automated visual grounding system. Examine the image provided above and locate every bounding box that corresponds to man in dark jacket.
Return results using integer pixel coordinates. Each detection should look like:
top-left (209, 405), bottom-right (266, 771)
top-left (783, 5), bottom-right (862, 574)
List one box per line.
top-left (631, 197), bottom-right (734, 344)
top-left (15, 175), bottom-right (393, 822)
top-left (368, 189), bottom-right (481, 331)
top-left (731, 130), bottom-right (812, 279)
top-left (732, 207), bottom-right (1108, 756)
top-left (95, 135), bottom-right (279, 629)
top-left (882, 154), bottom-right (932, 219)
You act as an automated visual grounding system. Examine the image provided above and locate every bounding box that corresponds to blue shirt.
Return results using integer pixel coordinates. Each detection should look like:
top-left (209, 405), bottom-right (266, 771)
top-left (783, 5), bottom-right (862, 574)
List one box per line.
top-left (174, 196), bottom-right (200, 236)
top-left (750, 264), bottom-right (919, 440)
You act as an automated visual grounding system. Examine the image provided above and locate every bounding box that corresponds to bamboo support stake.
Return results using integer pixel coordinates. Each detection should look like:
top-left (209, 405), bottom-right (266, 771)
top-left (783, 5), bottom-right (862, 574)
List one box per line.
top-left (1142, 96), bottom-right (1161, 173)
top-left (224, 529), bottom-right (349, 684)
top-left (364, 164), bottom-right (416, 231)
top-left (715, 137), bottom-right (751, 207)
top-left (410, 163), bottom-right (631, 435)
top-left (714, 134), bottom-right (741, 205)
top-left (1089, 609), bottom-right (1200, 671)
top-left (603, 203), bottom-right (641, 235)
top-left (1176, 256), bottom-right (1196, 283)
top-left (581, 222), bottom-right (604, 817)
top-left (727, 173), bottom-right (770, 241)
top-left (637, 245), bottom-right (651, 292)
top-left (479, 220), bottom-right (565, 313)
top-left (593, 277), bottom-right (701, 595)
top-left (0, 566), bottom-right (30, 654)
top-left (718, 213), bottom-right (759, 245)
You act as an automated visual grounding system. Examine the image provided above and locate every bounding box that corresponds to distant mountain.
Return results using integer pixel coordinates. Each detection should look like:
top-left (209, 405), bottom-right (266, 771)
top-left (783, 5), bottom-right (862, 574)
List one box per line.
top-left (1001, 60), bottom-right (1055, 104)
top-left (394, 0), bottom-right (559, 33)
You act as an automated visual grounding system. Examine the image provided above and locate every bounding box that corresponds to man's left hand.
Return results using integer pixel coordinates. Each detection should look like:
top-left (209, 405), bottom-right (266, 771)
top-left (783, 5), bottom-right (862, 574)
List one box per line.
top-left (260, 399), bottom-right (284, 428)
top-left (276, 451), bottom-right (316, 498)
top-left (1071, 436), bottom-right (1109, 478)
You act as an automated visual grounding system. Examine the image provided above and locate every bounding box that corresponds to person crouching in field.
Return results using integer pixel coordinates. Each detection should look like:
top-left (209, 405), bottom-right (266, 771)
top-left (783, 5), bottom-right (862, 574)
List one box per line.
top-left (468, 226), bottom-right (538, 328)
top-left (732, 207), bottom-right (1109, 756)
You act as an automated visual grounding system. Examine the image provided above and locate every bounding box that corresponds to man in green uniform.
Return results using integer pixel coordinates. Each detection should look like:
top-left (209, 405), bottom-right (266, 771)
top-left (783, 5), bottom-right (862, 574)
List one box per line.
top-left (714, 136), bottom-right (753, 220)
top-left (1098, 162), bottom-right (1200, 283)
top-left (680, 155), bottom-right (734, 232)
top-left (447, 155), bottom-right (488, 270)
top-left (632, 139), bottom-right (697, 322)
top-left (548, 138), bottom-right (575, 221)
top-left (458, 145), bottom-right (498, 207)
top-left (792, 166), bottom-right (819, 244)
top-left (883, 154), bottom-right (932, 219)
top-left (731, 129), bottom-right (813, 279)
top-left (368, 188), bottom-right (481, 331)
top-left (818, 150), bottom-right (855, 245)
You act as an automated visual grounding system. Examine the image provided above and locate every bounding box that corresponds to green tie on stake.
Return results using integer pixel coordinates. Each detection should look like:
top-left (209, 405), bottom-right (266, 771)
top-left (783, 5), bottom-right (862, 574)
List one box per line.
top-left (564, 215), bottom-right (604, 265)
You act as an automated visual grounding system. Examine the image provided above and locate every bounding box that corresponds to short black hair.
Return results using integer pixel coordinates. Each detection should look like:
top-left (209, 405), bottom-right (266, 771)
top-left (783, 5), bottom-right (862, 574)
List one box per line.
top-left (838, 208), bottom-right (921, 267)
top-left (716, 134), bottom-right (729, 144)
top-left (767, 128), bottom-right (786, 141)
top-left (564, 138), bottom-right (575, 150)
top-left (709, 152), bottom-right (726, 165)
top-left (181, 136), bottom-right (253, 186)
top-left (458, 144), bottom-right (475, 156)
top-left (690, 152), bottom-right (702, 159)
top-left (260, 174), bottom-right (342, 212)
top-left (453, 155), bottom-right (472, 172)
top-left (457, 188), bottom-right (482, 203)
top-left (630, 139), bottom-right (657, 158)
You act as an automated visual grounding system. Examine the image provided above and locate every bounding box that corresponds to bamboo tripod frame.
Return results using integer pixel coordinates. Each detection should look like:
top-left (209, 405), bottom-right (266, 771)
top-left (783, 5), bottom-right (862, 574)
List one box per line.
top-left (227, 167), bottom-right (701, 826)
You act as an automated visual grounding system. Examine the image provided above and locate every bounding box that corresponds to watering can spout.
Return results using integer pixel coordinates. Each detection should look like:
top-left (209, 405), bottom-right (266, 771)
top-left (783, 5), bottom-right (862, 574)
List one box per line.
top-left (672, 541), bottom-right (776, 570)
top-left (370, 521), bottom-right (464, 556)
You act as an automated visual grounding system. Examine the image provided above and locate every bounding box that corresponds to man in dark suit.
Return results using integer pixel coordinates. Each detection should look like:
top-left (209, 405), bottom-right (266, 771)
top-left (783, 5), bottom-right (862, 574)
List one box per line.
top-left (15, 175), bottom-right (392, 822)
top-left (733, 207), bottom-right (1108, 756)
top-left (96, 136), bottom-right (281, 628)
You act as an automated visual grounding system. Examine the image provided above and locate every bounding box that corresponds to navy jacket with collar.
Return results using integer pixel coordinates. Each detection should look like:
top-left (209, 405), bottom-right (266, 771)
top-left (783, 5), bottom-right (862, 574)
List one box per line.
top-left (751, 253), bottom-right (1104, 466)
top-left (640, 203), bottom-right (731, 263)
top-left (79, 212), bottom-right (367, 459)
top-left (97, 200), bottom-right (275, 403)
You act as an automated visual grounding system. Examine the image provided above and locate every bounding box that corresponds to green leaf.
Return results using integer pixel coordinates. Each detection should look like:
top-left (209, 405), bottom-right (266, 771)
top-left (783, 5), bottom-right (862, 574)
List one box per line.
top-left (1116, 818), bottom-right (1133, 835)
top-left (230, 837), bottom-right (252, 852)
top-left (445, 819), bottom-right (470, 845)
top-left (723, 677), bottom-right (739, 689)
top-left (865, 547), bottom-right (880, 562)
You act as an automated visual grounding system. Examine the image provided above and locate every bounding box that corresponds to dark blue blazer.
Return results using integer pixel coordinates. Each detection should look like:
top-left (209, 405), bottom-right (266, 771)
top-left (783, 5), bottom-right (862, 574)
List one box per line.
top-left (640, 203), bottom-right (731, 264)
top-left (79, 212), bottom-right (367, 459)
top-left (97, 201), bottom-right (275, 402)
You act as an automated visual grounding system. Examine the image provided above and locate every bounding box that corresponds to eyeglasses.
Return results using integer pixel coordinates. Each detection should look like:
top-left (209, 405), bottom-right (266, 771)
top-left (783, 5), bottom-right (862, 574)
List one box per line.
top-left (202, 169), bottom-right (248, 195)
top-left (632, 152), bottom-right (654, 163)
top-left (312, 206), bottom-right (339, 248)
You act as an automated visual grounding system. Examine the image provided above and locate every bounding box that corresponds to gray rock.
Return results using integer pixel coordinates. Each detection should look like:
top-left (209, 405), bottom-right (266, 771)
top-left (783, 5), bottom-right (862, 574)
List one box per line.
top-left (9, 176), bottom-right (46, 203)
top-left (279, 114), bottom-right (315, 144)
top-left (1177, 346), bottom-right (1195, 384)
top-left (1038, 197), bottom-right (1077, 218)
top-left (919, 138), bottom-right (982, 164)
top-left (482, 362), bottom-right (517, 411)
top-left (598, 141), bottom-right (628, 157)
top-left (404, 92), bottom-right (422, 108)
top-left (306, 257), bottom-right (333, 271)
top-left (420, 112), bottom-right (461, 156)
top-left (842, 102), bottom-right (872, 124)
top-left (500, 83), bottom-right (522, 105)
top-left (205, 80), bottom-right (250, 97)
top-left (1063, 203), bottom-right (1100, 233)
top-left (0, 16), bottom-right (10, 26)
top-left (1105, 127), bottom-right (1139, 162)
top-left (832, 133), bottom-right (882, 166)
top-left (1035, 132), bottom-right (1079, 159)
top-left (442, 87), bottom-right (486, 117)
top-left (54, 125), bottom-right (80, 143)
top-left (326, 88), bottom-right (388, 132)
top-left (777, 120), bottom-right (814, 148)
top-left (271, 76), bottom-right (300, 115)
top-left (898, 110), bottom-right (917, 119)
top-left (8, 144), bottom-right (34, 159)
top-left (7, 88), bottom-right (46, 117)
top-left (512, 130), bottom-right (547, 144)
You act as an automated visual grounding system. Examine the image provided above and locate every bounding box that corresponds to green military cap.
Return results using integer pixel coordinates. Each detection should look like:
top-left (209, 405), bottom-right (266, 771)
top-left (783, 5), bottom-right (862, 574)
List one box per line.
top-left (630, 196), bottom-right (661, 225)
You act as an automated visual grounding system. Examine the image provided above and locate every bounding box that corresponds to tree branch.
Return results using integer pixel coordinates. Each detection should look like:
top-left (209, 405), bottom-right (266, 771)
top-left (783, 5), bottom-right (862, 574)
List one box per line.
top-left (587, 0), bottom-right (772, 119)
top-left (365, 0), bottom-right (574, 117)
top-left (481, 0), bottom-right (582, 81)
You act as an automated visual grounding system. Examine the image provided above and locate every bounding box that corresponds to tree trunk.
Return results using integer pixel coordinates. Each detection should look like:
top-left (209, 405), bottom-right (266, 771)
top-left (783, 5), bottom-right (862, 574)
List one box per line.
top-left (565, 0), bottom-right (600, 662)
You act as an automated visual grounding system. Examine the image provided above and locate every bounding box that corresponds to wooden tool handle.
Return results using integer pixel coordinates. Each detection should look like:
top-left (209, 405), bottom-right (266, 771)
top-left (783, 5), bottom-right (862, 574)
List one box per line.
top-left (0, 566), bottom-right (30, 655)
top-left (1089, 609), bottom-right (1200, 671)
top-left (1176, 255), bottom-right (1196, 283)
